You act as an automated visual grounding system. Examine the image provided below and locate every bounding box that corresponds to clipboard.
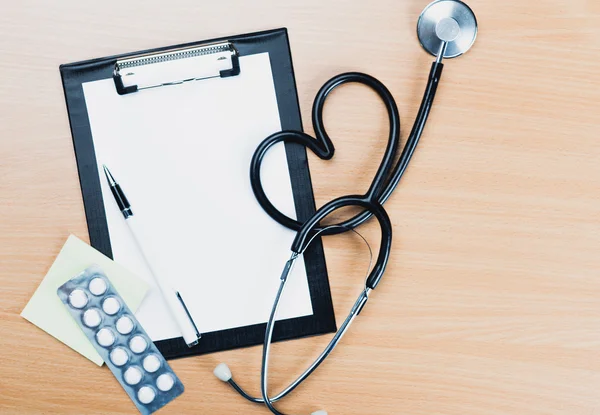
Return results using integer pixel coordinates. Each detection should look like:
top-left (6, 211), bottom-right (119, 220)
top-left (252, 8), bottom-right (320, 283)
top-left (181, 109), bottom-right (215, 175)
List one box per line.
top-left (60, 28), bottom-right (336, 359)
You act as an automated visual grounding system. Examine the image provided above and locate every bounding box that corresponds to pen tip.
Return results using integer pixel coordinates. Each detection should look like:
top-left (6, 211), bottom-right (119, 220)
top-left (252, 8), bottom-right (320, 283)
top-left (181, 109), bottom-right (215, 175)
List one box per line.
top-left (102, 164), bottom-right (116, 185)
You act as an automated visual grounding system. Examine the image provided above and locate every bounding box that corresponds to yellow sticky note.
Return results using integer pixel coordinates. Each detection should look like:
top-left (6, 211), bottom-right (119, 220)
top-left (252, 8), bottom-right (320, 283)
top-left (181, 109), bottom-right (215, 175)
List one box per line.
top-left (21, 234), bottom-right (149, 366)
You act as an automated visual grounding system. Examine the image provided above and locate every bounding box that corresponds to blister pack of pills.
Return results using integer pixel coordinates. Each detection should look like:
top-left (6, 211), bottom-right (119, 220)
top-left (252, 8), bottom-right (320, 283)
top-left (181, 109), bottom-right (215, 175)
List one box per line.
top-left (57, 265), bottom-right (184, 415)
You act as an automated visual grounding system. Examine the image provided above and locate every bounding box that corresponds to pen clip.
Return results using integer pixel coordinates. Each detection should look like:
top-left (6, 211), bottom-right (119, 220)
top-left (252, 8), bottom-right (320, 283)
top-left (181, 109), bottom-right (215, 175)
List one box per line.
top-left (176, 291), bottom-right (201, 341)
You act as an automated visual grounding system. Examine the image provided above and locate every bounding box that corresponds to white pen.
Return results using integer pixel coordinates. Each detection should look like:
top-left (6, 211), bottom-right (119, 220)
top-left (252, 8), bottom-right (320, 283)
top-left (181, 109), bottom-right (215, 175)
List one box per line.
top-left (102, 164), bottom-right (200, 347)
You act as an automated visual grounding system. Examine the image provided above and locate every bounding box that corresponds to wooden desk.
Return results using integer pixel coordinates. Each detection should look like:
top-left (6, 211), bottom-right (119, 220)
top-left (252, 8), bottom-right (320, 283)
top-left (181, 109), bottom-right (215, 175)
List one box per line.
top-left (2, 1), bottom-right (600, 414)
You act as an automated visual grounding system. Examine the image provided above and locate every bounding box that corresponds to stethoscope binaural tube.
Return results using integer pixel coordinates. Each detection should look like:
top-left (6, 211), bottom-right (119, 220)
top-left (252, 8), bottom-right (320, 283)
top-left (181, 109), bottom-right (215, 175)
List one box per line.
top-left (215, 199), bottom-right (391, 415)
top-left (261, 206), bottom-right (391, 415)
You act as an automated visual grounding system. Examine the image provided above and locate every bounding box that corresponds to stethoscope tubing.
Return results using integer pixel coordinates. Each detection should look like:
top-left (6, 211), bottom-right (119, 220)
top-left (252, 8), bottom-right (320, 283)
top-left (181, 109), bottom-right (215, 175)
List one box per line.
top-left (225, 60), bottom-right (445, 414)
top-left (261, 276), bottom-right (371, 415)
top-left (227, 262), bottom-right (371, 406)
top-left (249, 62), bottom-right (443, 237)
top-left (292, 196), bottom-right (392, 290)
top-left (249, 72), bottom-right (401, 236)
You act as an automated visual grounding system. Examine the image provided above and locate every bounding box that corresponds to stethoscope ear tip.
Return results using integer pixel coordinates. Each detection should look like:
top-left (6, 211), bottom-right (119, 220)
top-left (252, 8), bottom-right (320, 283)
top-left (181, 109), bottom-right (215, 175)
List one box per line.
top-left (213, 362), bottom-right (232, 382)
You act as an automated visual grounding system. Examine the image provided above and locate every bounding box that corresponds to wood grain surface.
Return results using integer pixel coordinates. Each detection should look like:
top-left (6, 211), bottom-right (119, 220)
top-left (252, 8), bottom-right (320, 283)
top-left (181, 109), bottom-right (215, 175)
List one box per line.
top-left (2, 0), bottom-right (600, 414)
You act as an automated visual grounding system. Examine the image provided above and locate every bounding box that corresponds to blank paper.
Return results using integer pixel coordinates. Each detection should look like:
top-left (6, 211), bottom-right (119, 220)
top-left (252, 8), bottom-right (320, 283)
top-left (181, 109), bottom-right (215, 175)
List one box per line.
top-left (82, 53), bottom-right (313, 341)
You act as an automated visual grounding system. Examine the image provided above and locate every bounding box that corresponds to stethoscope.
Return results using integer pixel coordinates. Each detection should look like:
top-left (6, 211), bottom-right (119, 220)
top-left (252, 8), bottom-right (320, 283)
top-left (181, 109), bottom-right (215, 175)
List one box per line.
top-left (213, 1), bottom-right (478, 414)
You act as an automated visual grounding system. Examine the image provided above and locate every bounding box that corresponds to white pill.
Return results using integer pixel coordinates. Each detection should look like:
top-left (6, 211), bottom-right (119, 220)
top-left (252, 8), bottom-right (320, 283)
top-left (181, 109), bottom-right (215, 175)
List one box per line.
top-left (129, 335), bottom-right (148, 354)
top-left (110, 347), bottom-right (129, 367)
top-left (68, 289), bottom-right (88, 309)
top-left (143, 354), bottom-right (161, 373)
top-left (96, 328), bottom-right (115, 347)
top-left (88, 277), bottom-right (107, 296)
top-left (124, 366), bottom-right (143, 385)
top-left (83, 309), bottom-right (102, 328)
top-left (102, 297), bottom-right (121, 315)
top-left (156, 373), bottom-right (175, 392)
top-left (137, 386), bottom-right (156, 404)
top-left (110, 347), bottom-right (129, 366)
top-left (116, 316), bottom-right (134, 334)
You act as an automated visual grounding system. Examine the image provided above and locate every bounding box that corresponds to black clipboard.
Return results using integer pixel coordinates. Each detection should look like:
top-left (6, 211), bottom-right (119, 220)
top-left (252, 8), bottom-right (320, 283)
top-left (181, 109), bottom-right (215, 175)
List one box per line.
top-left (60, 28), bottom-right (336, 359)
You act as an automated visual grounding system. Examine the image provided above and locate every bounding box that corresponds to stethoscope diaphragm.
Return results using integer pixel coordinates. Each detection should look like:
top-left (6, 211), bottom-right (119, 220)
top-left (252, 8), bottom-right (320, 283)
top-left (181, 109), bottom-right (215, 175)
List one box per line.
top-left (417, 0), bottom-right (478, 59)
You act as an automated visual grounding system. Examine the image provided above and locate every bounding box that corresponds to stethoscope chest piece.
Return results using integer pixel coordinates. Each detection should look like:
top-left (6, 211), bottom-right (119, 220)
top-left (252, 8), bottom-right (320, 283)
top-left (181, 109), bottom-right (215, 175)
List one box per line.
top-left (417, 0), bottom-right (478, 59)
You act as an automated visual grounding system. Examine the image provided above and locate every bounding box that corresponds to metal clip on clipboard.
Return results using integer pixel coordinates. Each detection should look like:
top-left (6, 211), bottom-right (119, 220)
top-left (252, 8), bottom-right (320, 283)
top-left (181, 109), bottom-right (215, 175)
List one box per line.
top-left (113, 41), bottom-right (241, 95)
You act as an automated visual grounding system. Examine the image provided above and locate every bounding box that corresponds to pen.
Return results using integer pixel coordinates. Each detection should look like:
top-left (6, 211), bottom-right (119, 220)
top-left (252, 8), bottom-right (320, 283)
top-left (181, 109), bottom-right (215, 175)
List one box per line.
top-left (102, 164), bottom-right (200, 347)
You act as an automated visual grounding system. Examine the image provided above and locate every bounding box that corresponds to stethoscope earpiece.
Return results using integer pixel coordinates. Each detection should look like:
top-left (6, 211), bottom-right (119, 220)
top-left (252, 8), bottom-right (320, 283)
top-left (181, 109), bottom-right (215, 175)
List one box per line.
top-left (214, 363), bottom-right (329, 415)
top-left (417, 0), bottom-right (478, 59)
top-left (213, 362), bottom-right (232, 382)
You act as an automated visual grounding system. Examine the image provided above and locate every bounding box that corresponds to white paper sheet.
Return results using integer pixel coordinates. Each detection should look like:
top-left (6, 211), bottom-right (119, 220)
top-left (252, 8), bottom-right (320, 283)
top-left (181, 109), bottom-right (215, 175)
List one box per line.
top-left (82, 53), bottom-right (313, 341)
